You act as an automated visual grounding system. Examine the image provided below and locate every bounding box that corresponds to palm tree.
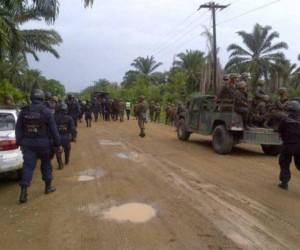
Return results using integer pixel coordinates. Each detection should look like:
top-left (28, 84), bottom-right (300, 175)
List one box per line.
top-left (131, 56), bottom-right (162, 76)
top-left (0, 0), bottom-right (62, 61)
top-left (226, 23), bottom-right (288, 88)
top-left (173, 50), bottom-right (205, 93)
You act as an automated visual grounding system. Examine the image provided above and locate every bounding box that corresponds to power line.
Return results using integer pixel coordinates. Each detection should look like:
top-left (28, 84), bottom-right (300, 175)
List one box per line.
top-left (151, 11), bottom-right (200, 52)
top-left (217, 0), bottom-right (281, 26)
top-left (158, 34), bottom-right (202, 58)
top-left (153, 10), bottom-right (210, 55)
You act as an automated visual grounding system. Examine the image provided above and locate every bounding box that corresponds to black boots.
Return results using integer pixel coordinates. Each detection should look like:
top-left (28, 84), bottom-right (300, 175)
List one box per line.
top-left (278, 182), bottom-right (288, 190)
top-left (65, 150), bottom-right (70, 165)
top-left (139, 129), bottom-right (146, 138)
top-left (19, 186), bottom-right (28, 204)
top-left (45, 181), bottom-right (56, 194)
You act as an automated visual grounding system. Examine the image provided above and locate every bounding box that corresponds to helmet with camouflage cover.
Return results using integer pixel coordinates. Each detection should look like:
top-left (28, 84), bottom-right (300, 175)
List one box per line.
top-left (236, 81), bottom-right (247, 90)
top-left (223, 74), bottom-right (230, 81)
top-left (52, 96), bottom-right (58, 102)
top-left (286, 101), bottom-right (300, 112)
top-left (139, 95), bottom-right (145, 101)
top-left (257, 81), bottom-right (264, 87)
top-left (278, 87), bottom-right (288, 96)
top-left (229, 73), bottom-right (240, 79)
top-left (262, 95), bottom-right (270, 102)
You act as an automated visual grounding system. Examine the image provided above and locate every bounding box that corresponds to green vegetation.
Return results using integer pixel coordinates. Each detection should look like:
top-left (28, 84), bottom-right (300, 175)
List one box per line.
top-left (0, 0), bottom-right (64, 103)
top-left (81, 23), bottom-right (300, 104)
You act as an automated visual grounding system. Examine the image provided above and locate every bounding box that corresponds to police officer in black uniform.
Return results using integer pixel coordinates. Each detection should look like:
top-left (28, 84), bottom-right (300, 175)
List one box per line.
top-left (16, 89), bottom-right (61, 203)
top-left (66, 94), bottom-right (80, 127)
top-left (55, 103), bottom-right (76, 169)
top-left (278, 101), bottom-right (300, 190)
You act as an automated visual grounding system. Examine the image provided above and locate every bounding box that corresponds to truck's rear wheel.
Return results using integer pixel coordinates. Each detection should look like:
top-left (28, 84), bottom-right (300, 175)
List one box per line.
top-left (212, 125), bottom-right (234, 154)
top-left (177, 119), bottom-right (191, 141)
top-left (261, 145), bottom-right (281, 156)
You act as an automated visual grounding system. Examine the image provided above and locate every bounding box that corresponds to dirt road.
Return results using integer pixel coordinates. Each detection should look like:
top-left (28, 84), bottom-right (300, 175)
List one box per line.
top-left (1, 120), bottom-right (300, 250)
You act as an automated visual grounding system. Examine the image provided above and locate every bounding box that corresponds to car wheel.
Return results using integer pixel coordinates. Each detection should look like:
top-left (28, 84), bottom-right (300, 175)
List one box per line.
top-left (177, 119), bottom-right (191, 141)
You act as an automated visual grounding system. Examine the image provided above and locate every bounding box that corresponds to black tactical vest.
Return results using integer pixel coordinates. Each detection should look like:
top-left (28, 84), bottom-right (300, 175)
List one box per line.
top-left (56, 116), bottom-right (70, 135)
top-left (23, 106), bottom-right (48, 138)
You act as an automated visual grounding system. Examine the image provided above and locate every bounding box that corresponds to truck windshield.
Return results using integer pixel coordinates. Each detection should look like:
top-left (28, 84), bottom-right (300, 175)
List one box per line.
top-left (0, 113), bottom-right (15, 131)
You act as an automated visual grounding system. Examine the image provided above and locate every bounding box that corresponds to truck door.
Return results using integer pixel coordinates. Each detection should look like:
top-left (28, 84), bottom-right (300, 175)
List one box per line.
top-left (190, 98), bottom-right (201, 130)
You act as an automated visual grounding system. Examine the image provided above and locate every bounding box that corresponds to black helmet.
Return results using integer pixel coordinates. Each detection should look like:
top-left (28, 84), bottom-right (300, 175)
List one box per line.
top-left (30, 89), bottom-right (45, 101)
top-left (59, 103), bottom-right (68, 113)
top-left (45, 92), bottom-right (52, 100)
top-left (286, 101), bottom-right (300, 112)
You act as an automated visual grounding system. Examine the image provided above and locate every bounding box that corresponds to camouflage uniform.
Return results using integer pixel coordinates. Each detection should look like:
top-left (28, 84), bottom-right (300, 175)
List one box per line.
top-left (149, 102), bottom-right (155, 122)
top-left (165, 104), bottom-right (171, 124)
top-left (119, 100), bottom-right (125, 122)
top-left (135, 96), bottom-right (147, 137)
top-left (264, 88), bottom-right (289, 129)
top-left (234, 81), bottom-right (250, 129)
top-left (154, 103), bottom-right (161, 123)
top-left (217, 74), bottom-right (238, 100)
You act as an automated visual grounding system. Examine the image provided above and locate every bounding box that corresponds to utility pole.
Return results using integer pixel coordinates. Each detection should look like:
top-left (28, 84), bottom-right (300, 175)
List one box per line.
top-left (199, 2), bottom-right (229, 93)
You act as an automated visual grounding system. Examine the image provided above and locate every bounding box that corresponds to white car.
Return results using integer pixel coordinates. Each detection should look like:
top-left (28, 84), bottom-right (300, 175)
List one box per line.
top-left (0, 109), bottom-right (23, 176)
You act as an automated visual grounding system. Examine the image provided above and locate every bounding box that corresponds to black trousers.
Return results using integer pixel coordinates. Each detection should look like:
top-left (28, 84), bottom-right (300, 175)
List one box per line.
top-left (279, 144), bottom-right (300, 184)
top-left (126, 110), bottom-right (131, 120)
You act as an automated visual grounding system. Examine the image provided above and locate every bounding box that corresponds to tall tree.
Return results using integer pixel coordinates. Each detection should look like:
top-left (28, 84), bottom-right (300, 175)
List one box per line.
top-left (226, 23), bottom-right (288, 88)
top-left (173, 50), bottom-right (205, 93)
top-left (131, 56), bottom-right (162, 76)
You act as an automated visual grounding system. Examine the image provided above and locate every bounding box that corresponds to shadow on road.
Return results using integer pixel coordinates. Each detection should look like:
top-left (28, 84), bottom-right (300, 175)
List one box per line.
top-left (188, 139), bottom-right (272, 158)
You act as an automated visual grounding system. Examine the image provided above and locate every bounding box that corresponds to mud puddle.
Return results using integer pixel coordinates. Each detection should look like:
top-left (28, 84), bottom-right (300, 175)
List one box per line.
top-left (103, 203), bottom-right (156, 223)
top-left (115, 152), bottom-right (139, 161)
top-left (66, 168), bottom-right (105, 182)
top-left (98, 139), bottom-right (124, 147)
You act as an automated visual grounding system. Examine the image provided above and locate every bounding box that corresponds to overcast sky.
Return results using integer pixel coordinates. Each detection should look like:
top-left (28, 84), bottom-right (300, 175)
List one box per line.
top-left (25, 0), bottom-right (300, 92)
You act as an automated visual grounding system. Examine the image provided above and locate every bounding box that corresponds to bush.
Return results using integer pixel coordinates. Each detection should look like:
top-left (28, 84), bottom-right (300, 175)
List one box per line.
top-left (0, 80), bottom-right (24, 104)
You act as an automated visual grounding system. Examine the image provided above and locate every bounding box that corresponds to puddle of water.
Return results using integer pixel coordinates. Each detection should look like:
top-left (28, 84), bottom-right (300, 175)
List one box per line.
top-left (66, 168), bottom-right (105, 182)
top-left (78, 168), bottom-right (105, 178)
top-left (103, 203), bottom-right (156, 223)
top-left (78, 175), bottom-right (95, 182)
top-left (116, 152), bottom-right (139, 161)
top-left (98, 140), bottom-right (124, 146)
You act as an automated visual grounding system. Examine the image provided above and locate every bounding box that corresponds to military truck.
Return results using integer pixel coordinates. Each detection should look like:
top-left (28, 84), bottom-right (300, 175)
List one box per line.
top-left (177, 95), bottom-right (282, 155)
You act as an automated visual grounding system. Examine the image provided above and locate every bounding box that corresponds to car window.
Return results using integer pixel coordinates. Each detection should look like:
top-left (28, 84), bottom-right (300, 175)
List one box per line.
top-left (192, 99), bottom-right (201, 111)
top-left (0, 113), bottom-right (16, 131)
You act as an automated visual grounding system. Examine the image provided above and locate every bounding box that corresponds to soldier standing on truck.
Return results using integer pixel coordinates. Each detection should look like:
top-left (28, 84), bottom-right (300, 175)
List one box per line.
top-left (135, 96), bottom-right (147, 138)
top-left (217, 74), bottom-right (238, 100)
top-left (234, 81), bottom-right (251, 130)
top-left (278, 101), bottom-right (300, 190)
top-left (264, 88), bottom-right (289, 129)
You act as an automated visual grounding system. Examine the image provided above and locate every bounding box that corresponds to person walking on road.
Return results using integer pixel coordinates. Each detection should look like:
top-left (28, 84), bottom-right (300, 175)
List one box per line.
top-left (125, 100), bottom-right (131, 120)
top-left (119, 99), bottom-right (125, 122)
top-left (135, 96), bottom-right (147, 138)
top-left (16, 89), bottom-right (61, 204)
top-left (154, 103), bottom-right (161, 123)
top-left (84, 100), bottom-right (93, 127)
top-left (55, 103), bottom-right (77, 169)
top-left (278, 101), bottom-right (300, 190)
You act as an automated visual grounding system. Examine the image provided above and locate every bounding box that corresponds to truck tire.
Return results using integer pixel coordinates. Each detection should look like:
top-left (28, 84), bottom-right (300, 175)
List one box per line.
top-left (177, 119), bottom-right (191, 141)
top-left (261, 145), bottom-right (281, 156)
top-left (212, 125), bottom-right (234, 154)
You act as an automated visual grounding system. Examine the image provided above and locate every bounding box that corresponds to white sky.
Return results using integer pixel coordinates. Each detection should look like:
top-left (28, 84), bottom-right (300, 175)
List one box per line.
top-left (26, 0), bottom-right (300, 92)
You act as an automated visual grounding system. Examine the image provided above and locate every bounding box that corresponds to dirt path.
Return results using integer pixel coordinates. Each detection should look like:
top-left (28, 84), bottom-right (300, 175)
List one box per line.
top-left (1, 120), bottom-right (300, 250)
